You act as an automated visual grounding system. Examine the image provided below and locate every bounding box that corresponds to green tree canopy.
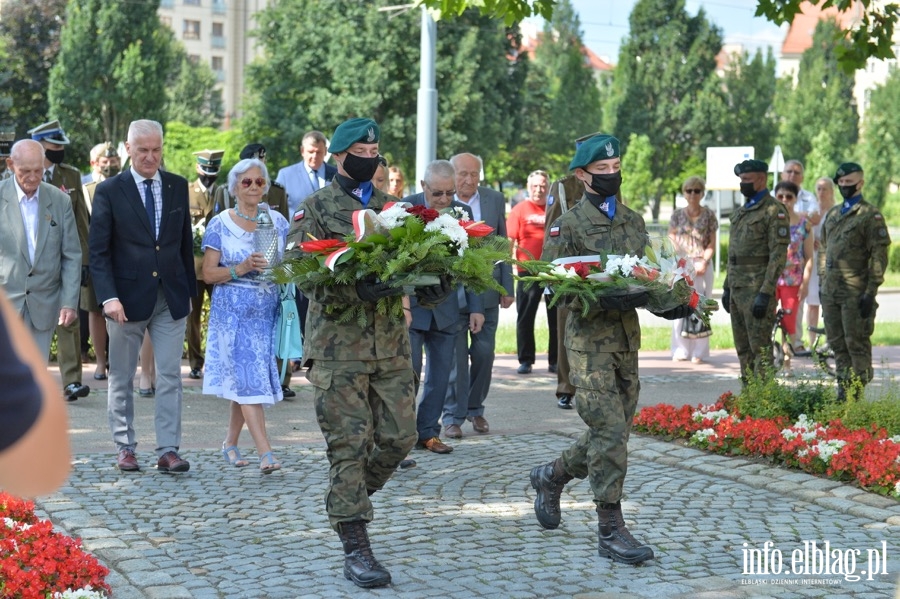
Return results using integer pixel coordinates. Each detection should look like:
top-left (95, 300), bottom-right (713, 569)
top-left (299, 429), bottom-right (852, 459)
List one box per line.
top-left (859, 67), bottom-right (900, 208)
top-left (604, 0), bottom-right (723, 221)
top-left (166, 49), bottom-right (224, 129)
top-left (244, 0), bottom-right (526, 178)
top-left (0, 0), bottom-right (68, 137)
top-left (48, 0), bottom-right (175, 163)
top-left (774, 18), bottom-right (858, 171)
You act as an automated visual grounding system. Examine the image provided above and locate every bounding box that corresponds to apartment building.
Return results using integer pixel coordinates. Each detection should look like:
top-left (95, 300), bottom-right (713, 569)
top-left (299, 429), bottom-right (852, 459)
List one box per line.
top-left (158, 0), bottom-right (268, 124)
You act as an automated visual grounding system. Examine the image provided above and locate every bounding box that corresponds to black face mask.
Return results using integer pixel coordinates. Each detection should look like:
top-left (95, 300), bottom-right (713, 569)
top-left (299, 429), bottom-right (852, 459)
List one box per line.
top-left (100, 164), bottom-right (120, 179)
top-left (199, 174), bottom-right (217, 188)
top-left (585, 171), bottom-right (621, 198)
top-left (45, 148), bottom-right (65, 165)
top-left (838, 184), bottom-right (858, 200)
top-left (341, 153), bottom-right (381, 182)
top-left (740, 182), bottom-right (757, 199)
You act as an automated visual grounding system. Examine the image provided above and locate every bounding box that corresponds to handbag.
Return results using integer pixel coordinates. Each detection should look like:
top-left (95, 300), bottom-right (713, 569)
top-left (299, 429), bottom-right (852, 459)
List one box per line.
top-left (681, 313), bottom-right (712, 339)
top-left (275, 283), bottom-right (303, 380)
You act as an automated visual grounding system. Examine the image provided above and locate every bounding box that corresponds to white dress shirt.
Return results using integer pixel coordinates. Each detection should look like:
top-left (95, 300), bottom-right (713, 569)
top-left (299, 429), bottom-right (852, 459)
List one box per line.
top-left (456, 190), bottom-right (482, 221)
top-left (15, 179), bottom-right (40, 263)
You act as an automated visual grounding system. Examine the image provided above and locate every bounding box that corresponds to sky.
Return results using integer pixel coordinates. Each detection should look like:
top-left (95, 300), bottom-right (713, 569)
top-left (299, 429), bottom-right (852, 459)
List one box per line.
top-left (533, 0), bottom-right (788, 64)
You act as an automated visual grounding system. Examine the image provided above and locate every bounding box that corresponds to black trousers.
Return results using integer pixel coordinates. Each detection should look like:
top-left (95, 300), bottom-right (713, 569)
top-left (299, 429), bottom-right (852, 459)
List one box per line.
top-left (516, 280), bottom-right (558, 367)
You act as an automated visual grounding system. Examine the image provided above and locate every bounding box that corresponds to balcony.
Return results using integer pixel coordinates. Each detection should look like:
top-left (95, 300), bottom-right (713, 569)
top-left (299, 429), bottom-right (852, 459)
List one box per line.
top-left (214, 70), bottom-right (225, 83)
top-left (160, 0), bottom-right (174, 8)
top-left (212, 0), bottom-right (226, 14)
top-left (211, 35), bottom-right (226, 49)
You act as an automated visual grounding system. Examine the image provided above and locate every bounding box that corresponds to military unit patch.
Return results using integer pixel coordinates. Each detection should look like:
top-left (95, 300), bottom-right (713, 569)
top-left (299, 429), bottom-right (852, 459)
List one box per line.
top-left (778, 226), bottom-right (788, 237)
top-left (549, 226), bottom-right (560, 237)
top-left (293, 210), bottom-right (304, 221)
top-left (776, 212), bottom-right (786, 219)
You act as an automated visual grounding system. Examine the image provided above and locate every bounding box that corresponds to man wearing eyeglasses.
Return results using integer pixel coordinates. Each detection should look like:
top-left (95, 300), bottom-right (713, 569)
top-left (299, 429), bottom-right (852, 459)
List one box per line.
top-left (508, 170), bottom-right (557, 376)
top-left (403, 159), bottom-right (484, 453)
top-left (444, 152), bottom-right (514, 438)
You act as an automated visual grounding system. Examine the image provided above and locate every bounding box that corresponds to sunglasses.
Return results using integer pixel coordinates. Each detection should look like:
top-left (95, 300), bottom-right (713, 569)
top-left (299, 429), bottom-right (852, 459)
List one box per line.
top-left (684, 188), bottom-right (704, 194)
top-left (240, 177), bottom-right (266, 188)
top-left (776, 193), bottom-right (796, 200)
top-left (430, 190), bottom-right (456, 197)
top-left (784, 169), bottom-right (802, 175)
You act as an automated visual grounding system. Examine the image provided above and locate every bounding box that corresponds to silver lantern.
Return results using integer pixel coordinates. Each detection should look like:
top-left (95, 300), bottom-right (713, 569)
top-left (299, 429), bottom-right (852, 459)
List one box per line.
top-left (253, 209), bottom-right (279, 279)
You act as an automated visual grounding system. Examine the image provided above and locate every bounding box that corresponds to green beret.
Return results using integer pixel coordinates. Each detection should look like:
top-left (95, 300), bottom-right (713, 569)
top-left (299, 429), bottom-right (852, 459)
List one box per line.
top-left (329, 118), bottom-right (380, 154)
top-left (574, 131), bottom-right (602, 149)
top-left (568, 134), bottom-right (620, 170)
top-left (734, 159), bottom-right (768, 176)
top-left (833, 162), bottom-right (863, 183)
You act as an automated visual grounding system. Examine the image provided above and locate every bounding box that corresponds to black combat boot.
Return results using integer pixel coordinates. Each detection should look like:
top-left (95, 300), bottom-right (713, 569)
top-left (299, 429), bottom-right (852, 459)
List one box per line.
top-left (337, 520), bottom-right (391, 588)
top-left (530, 458), bottom-right (574, 529)
top-left (596, 502), bottom-right (655, 565)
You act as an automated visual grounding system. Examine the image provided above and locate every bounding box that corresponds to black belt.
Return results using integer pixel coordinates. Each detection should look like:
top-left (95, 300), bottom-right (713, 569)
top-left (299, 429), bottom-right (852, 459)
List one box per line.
top-left (729, 255), bottom-right (768, 266)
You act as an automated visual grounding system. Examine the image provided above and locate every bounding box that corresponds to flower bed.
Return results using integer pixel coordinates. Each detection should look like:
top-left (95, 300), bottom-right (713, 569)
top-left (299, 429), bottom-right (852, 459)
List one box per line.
top-left (0, 493), bottom-right (110, 598)
top-left (633, 392), bottom-right (900, 499)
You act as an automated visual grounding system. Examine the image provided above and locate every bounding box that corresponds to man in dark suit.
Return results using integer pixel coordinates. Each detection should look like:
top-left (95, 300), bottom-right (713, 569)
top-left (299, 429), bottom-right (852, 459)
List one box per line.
top-left (89, 119), bottom-right (196, 474)
top-left (443, 152), bottom-right (514, 437)
top-left (403, 160), bottom-right (484, 453)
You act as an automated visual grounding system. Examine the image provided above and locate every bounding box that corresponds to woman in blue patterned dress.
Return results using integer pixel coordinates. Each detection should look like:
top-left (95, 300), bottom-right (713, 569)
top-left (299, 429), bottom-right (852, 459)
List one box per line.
top-left (201, 158), bottom-right (289, 473)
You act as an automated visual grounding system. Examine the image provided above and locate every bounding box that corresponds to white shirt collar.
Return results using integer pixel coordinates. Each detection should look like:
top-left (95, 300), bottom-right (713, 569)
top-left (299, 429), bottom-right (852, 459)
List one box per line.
top-left (131, 166), bottom-right (161, 184)
top-left (14, 178), bottom-right (38, 202)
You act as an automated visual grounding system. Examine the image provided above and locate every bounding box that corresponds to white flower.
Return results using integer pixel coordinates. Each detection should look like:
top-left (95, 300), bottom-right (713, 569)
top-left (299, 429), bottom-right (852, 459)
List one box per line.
top-left (191, 221), bottom-right (205, 236)
top-left (548, 263), bottom-right (580, 279)
top-left (425, 214), bottom-right (469, 255)
top-left (781, 429), bottom-right (798, 441)
top-left (813, 439), bottom-right (846, 463)
top-left (692, 408), bottom-right (730, 424)
top-left (894, 480), bottom-right (900, 497)
top-left (691, 428), bottom-right (717, 443)
top-left (52, 588), bottom-right (106, 599)
top-left (376, 204), bottom-right (411, 229)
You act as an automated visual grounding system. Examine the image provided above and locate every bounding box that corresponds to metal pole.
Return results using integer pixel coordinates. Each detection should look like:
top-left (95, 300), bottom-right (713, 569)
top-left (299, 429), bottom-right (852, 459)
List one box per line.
top-left (415, 7), bottom-right (437, 193)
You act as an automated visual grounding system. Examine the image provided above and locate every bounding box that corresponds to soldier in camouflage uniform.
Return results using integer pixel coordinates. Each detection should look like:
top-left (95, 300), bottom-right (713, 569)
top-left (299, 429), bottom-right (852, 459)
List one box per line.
top-left (722, 159), bottom-right (789, 382)
top-left (819, 162), bottom-right (890, 400)
top-left (185, 149), bottom-right (223, 380)
top-left (0, 132), bottom-right (14, 180)
top-left (529, 135), bottom-right (690, 566)
top-left (29, 120), bottom-right (92, 402)
top-left (283, 118), bottom-right (451, 589)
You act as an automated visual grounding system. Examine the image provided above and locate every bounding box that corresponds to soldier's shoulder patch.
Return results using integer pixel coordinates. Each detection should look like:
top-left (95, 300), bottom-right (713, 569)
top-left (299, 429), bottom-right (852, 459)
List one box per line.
top-left (874, 213), bottom-right (883, 220)
top-left (293, 209), bottom-right (305, 222)
top-left (271, 180), bottom-right (285, 189)
top-left (549, 225), bottom-right (560, 237)
top-left (879, 227), bottom-right (888, 238)
top-left (776, 212), bottom-right (786, 219)
top-left (778, 226), bottom-right (789, 238)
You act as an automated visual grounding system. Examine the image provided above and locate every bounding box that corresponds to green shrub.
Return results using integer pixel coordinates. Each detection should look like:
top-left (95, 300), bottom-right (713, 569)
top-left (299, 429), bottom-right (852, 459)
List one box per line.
top-left (889, 242), bottom-right (900, 273)
top-left (814, 393), bottom-right (900, 436)
top-left (736, 369), bottom-right (834, 421)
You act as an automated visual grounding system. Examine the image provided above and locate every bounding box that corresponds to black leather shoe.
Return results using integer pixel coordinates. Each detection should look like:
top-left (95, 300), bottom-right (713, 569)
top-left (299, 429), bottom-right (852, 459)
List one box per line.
top-left (517, 363), bottom-right (532, 374)
top-left (597, 502), bottom-right (654, 565)
top-left (281, 385), bottom-right (296, 399)
top-left (530, 458), bottom-right (574, 529)
top-left (63, 382), bottom-right (90, 402)
top-left (557, 395), bottom-right (574, 410)
top-left (188, 368), bottom-right (202, 379)
top-left (338, 521), bottom-right (392, 588)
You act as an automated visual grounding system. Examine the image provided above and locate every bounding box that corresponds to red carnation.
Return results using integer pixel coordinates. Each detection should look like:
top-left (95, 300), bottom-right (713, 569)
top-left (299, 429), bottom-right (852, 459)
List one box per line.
top-left (571, 261), bottom-right (592, 278)
top-left (406, 205), bottom-right (440, 223)
top-left (631, 265), bottom-right (660, 282)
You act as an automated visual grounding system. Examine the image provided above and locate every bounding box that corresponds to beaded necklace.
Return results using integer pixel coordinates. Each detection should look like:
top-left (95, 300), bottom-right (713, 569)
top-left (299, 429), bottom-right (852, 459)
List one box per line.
top-left (234, 205), bottom-right (259, 222)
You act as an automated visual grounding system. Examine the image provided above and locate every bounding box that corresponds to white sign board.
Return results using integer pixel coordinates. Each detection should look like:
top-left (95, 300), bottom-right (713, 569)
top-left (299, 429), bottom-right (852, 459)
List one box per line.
top-left (769, 145), bottom-right (785, 174)
top-left (705, 146), bottom-right (754, 191)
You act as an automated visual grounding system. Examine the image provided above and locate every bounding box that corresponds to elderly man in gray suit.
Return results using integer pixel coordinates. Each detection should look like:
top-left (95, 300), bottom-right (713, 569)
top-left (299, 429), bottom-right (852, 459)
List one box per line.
top-left (0, 140), bottom-right (81, 363)
top-left (404, 160), bottom-right (485, 453)
top-left (442, 152), bottom-right (514, 438)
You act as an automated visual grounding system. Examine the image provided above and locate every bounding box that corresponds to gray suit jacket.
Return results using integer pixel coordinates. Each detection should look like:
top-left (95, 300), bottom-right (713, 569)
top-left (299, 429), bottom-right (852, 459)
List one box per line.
top-left (463, 186), bottom-right (514, 308)
top-left (0, 179), bottom-right (81, 330)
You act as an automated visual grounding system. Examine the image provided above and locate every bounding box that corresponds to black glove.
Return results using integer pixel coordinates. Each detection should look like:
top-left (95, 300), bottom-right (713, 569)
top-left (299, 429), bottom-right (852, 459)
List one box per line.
top-left (721, 288), bottom-right (731, 314)
top-left (653, 305), bottom-right (693, 320)
top-left (355, 275), bottom-right (403, 303)
top-left (597, 290), bottom-right (650, 312)
top-left (858, 293), bottom-right (875, 318)
top-left (415, 274), bottom-right (454, 308)
top-left (751, 292), bottom-right (770, 319)
top-left (81, 265), bottom-right (90, 287)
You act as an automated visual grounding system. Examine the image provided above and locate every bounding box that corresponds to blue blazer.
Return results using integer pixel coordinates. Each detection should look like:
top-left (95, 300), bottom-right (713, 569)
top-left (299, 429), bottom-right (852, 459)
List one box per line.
top-left (402, 193), bottom-right (483, 327)
top-left (89, 169), bottom-right (196, 321)
top-left (277, 162), bottom-right (337, 216)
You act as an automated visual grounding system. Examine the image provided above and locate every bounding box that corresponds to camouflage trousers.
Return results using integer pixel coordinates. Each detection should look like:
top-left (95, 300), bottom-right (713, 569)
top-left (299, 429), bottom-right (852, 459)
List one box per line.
top-left (821, 295), bottom-right (876, 384)
top-left (728, 287), bottom-right (777, 380)
top-left (306, 356), bottom-right (417, 531)
top-left (560, 348), bottom-right (639, 505)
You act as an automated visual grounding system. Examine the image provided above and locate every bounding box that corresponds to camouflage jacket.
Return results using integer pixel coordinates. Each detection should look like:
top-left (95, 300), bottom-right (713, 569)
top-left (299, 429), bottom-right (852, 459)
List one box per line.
top-left (724, 193), bottom-right (789, 294)
top-left (542, 200), bottom-right (646, 353)
top-left (51, 163), bottom-right (90, 267)
top-left (284, 181), bottom-right (411, 361)
top-left (818, 198), bottom-right (891, 300)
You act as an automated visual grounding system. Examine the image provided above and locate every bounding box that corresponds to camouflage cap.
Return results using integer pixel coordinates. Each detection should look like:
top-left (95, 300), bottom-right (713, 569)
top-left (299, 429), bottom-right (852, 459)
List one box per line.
top-left (28, 120), bottom-right (70, 145)
top-left (0, 131), bottom-right (14, 157)
top-left (568, 134), bottom-right (620, 171)
top-left (328, 118), bottom-right (380, 154)
top-left (833, 162), bottom-right (863, 183)
top-left (734, 159), bottom-right (768, 176)
top-left (193, 149), bottom-right (224, 175)
top-left (239, 143), bottom-right (266, 160)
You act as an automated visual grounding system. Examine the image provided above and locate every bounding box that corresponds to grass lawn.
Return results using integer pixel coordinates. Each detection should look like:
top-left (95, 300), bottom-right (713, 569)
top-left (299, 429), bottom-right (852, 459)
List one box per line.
top-left (495, 321), bottom-right (900, 354)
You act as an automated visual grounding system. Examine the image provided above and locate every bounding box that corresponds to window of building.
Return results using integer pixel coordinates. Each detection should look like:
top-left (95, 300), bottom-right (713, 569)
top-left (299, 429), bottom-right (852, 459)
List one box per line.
top-left (159, 15), bottom-right (173, 28)
top-left (211, 56), bottom-right (225, 82)
top-left (188, 54), bottom-right (201, 65)
top-left (212, 22), bottom-right (224, 37)
top-left (184, 0), bottom-right (201, 5)
top-left (183, 20), bottom-right (201, 40)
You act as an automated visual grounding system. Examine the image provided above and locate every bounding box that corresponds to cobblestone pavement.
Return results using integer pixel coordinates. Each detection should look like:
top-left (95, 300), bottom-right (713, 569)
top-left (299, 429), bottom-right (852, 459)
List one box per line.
top-left (42, 349), bottom-right (900, 598)
top-left (38, 431), bottom-right (900, 598)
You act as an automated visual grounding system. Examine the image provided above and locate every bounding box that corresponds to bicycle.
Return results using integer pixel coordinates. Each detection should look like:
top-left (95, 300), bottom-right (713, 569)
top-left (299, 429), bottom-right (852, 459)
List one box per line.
top-left (792, 325), bottom-right (836, 377)
top-left (770, 308), bottom-right (836, 377)
top-left (770, 308), bottom-right (793, 371)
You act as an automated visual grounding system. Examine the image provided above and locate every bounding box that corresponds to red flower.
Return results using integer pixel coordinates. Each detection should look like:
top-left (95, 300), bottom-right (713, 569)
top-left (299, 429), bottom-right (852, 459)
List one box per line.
top-left (458, 220), bottom-right (494, 237)
top-left (300, 238), bottom-right (348, 254)
top-left (571, 262), bottom-right (593, 279)
top-left (406, 205), bottom-right (440, 223)
top-left (631, 265), bottom-right (660, 282)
